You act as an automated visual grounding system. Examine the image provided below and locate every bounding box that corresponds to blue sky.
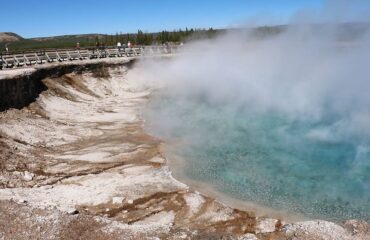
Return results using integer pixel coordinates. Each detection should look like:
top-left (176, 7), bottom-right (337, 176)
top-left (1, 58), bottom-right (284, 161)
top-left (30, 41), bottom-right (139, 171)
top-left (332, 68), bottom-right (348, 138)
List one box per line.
top-left (0, 0), bottom-right (335, 38)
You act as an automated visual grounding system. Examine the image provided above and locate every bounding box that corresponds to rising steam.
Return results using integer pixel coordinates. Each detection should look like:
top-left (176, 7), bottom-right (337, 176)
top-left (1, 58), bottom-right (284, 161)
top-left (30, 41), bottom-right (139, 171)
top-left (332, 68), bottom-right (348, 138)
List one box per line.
top-left (126, 1), bottom-right (370, 221)
top-left (131, 21), bottom-right (370, 142)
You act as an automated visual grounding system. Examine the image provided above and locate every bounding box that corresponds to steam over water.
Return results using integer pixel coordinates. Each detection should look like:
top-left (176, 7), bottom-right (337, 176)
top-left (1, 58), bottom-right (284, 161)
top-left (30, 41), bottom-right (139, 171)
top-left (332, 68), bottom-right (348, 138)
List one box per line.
top-left (146, 93), bottom-right (370, 221)
top-left (131, 22), bottom-right (370, 221)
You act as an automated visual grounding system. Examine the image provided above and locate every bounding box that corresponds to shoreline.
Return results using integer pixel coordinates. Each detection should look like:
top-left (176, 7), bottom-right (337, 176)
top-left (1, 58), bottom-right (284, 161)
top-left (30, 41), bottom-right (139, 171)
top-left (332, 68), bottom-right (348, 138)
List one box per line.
top-left (162, 145), bottom-right (308, 223)
top-left (0, 62), bottom-right (368, 239)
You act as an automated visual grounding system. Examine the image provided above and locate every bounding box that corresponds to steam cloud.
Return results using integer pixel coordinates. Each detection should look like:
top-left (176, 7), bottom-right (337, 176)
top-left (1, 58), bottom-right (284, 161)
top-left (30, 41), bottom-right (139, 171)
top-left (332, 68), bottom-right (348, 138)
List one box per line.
top-left (125, 0), bottom-right (370, 221)
top-left (128, 0), bottom-right (370, 152)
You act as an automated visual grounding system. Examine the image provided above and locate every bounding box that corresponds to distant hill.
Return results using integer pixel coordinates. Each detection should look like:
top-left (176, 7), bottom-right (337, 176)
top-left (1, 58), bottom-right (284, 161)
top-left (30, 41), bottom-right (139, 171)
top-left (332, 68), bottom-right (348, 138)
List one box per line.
top-left (0, 32), bottom-right (24, 42)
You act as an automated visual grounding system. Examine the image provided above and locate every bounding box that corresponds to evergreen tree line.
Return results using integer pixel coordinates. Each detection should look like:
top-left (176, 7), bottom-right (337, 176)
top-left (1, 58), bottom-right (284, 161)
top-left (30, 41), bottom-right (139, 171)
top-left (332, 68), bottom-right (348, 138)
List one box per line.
top-left (95, 27), bottom-right (218, 46)
top-left (0, 28), bottom-right (220, 51)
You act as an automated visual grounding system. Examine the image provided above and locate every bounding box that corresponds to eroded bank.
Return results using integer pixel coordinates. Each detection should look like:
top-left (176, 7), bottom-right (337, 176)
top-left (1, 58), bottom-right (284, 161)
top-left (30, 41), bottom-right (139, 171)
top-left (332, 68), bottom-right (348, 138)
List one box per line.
top-left (0, 61), bottom-right (368, 240)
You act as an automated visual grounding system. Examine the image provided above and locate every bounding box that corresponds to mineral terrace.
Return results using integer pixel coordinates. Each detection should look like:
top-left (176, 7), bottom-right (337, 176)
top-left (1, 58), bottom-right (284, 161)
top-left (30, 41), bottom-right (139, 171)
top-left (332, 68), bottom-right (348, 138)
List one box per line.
top-left (0, 59), bottom-right (368, 240)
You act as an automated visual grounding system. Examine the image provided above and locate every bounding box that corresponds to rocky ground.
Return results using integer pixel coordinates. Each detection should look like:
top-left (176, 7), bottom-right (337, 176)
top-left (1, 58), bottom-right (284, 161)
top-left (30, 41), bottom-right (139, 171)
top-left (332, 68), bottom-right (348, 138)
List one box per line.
top-left (0, 64), bottom-right (369, 239)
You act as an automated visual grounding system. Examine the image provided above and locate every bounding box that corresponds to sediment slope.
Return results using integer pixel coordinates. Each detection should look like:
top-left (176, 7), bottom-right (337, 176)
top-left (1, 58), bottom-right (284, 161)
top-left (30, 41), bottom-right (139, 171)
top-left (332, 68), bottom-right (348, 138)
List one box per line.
top-left (0, 63), bottom-right (368, 239)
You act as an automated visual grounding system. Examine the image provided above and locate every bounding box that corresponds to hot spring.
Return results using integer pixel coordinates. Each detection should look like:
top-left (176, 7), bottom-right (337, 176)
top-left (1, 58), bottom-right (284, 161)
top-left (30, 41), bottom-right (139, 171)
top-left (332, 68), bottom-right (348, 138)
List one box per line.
top-left (134, 25), bottom-right (370, 222)
top-left (145, 93), bottom-right (370, 222)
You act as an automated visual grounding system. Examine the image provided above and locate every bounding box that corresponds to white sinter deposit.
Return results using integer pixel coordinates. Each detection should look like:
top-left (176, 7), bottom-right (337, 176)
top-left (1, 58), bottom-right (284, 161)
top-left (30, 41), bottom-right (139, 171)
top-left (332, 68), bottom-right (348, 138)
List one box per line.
top-left (0, 63), bottom-right (368, 239)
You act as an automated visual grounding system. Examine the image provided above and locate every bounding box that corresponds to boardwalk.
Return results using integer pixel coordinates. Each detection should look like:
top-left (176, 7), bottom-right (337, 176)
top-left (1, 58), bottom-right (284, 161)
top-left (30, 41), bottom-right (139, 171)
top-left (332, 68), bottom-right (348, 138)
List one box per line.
top-left (0, 45), bottom-right (180, 70)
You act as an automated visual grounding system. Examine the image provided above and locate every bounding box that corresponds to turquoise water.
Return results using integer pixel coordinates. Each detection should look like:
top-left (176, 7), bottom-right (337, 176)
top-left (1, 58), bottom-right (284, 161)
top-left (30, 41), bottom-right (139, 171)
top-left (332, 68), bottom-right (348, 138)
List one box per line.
top-left (145, 92), bottom-right (370, 222)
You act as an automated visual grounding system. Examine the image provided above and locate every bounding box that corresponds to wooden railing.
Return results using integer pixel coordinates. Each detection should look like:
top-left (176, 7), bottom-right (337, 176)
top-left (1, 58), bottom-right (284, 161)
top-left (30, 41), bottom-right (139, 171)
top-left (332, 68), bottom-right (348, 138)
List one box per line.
top-left (0, 45), bottom-right (181, 69)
